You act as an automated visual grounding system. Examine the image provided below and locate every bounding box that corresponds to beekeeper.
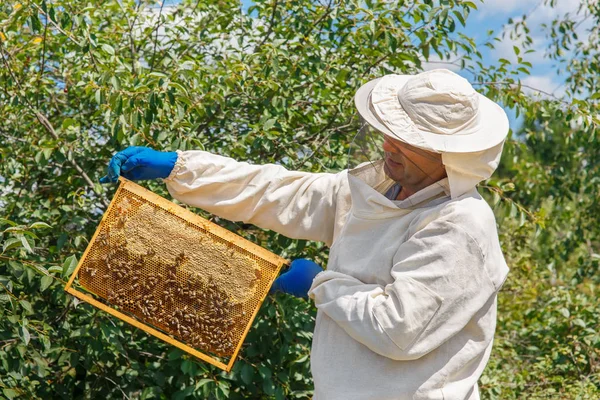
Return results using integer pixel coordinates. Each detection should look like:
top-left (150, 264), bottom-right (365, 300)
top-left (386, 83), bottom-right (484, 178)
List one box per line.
top-left (100, 69), bottom-right (510, 400)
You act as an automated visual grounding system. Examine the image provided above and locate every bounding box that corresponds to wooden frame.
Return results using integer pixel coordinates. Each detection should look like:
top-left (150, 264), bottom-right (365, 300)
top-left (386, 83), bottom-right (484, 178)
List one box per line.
top-left (65, 177), bottom-right (288, 371)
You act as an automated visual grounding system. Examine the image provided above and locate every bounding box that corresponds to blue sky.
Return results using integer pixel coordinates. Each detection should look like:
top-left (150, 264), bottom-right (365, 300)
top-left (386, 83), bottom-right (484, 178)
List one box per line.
top-left (437, 0), bottom-right (581, 98)
top-left (426, 0), bottom-right (582, 127)
top-left (416, 0), bottom-right (588, 129)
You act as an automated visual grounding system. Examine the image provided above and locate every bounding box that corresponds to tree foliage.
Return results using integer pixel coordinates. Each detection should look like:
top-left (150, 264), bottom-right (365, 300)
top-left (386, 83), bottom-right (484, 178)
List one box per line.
top-left (0, 0), bottom-right (598, 398)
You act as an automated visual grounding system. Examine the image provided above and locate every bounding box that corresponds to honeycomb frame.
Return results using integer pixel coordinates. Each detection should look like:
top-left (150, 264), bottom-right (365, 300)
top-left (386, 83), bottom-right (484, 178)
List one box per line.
top-left (64, 176), bottom-right (288, 371)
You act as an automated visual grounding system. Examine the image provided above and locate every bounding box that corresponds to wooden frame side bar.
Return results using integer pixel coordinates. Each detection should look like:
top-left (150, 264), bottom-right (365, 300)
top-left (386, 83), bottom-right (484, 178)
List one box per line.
top-left (65, 184), bottom-right (124, 291)
top-left (226, 258), bottom-right (288, 371)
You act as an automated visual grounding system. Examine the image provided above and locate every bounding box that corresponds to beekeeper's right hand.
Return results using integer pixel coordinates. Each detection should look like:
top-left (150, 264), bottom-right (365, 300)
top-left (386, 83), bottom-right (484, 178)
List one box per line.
top-left (99, 146), bottom-right (178, 183)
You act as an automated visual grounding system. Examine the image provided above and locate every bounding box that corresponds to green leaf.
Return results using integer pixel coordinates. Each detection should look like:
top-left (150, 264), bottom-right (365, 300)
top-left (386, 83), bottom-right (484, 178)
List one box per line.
top-left (559, 308), bottom-right (570, 318)
top-left (62, 255), bottom-right (78, 278)
top-left (2, 237), bottom-right (22, 252)
top-left (240, 363), bottom-right (254, 385)
top-left (20, 299), bottom-right (33, 314)
top-left (48, 265), bottom-right (63, 274)
top-left (275, 386), bottom-right (285, 400)
top-left (263, 118), bottom-right (277, 131)
top-left (386, 31), bottom-right (397, 52)
top-left (195, 378), bottom-right (213, 388)
top-left (31, 263), bottom-right (49, 276)
top-left (517, 67), bottom-right (530, 75)
top-left (21, 326), bottom-right (31, 345)
top-left (40, 275), bottom-right (53, 292)
top-left (172, 386), bottom-right (194, 400)
top-left (101, 43), bottom-right (115, 55)
top-left (180, 359), bottom-right (192, 375)
top-left (0, 218), bottom-right (18, 227)
top-left (168, 348), bottom-right (183, 360)
top-left (452, 10), bottom-right (466, 27)
top-left (20, 235), bottom-right (33, 253)
top-left (293, 354), bottom-right (308, 364)
top-left (572, 318), bottom-right (586, 328)
top-left (62, 118), bottom-right (77, 129)
top-left (262, 378), bottom-right (275, 395)
top-left (3, 226), bottom-right (25, 234)
top-left (110, 76), bottom-right (121, 90)
top-left (148, 72), bottom-right (168, 79)
top-left (258, 365), bottom-right (272, 379)
top-left (217, 381), bottom-right (230, 397)
top-left (40, 334), bottom-right (51, 352)
top-left (42, 148), bottom-right (53, 160)
top-left (2, 389), bottom-right (19, 399)
top-left (30, 14), bottom-right (42, 33)
top-left (29, 222), bottom-right (52, 230)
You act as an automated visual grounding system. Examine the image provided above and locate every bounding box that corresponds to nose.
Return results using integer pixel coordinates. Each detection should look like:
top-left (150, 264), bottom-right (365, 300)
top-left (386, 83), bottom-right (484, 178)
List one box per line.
top-left (383, 138), bottom-right (401, 154)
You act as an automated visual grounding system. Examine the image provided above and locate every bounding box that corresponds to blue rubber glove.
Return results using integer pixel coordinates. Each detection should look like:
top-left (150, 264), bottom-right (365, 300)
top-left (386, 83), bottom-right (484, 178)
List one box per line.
top-left (99, 146), bottom-right (178, 183)
top-left (270, 259), bottom-right (323, 298)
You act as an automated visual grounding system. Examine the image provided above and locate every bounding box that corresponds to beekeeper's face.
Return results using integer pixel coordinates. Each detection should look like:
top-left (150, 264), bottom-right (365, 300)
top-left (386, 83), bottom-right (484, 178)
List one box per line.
top-left (382, 135), bottom-right (446, 188)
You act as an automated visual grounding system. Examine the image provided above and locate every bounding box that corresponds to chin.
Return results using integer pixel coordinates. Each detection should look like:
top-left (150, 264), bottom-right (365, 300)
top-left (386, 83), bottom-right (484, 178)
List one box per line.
top-left (383, 164), bottom-right (403, 183)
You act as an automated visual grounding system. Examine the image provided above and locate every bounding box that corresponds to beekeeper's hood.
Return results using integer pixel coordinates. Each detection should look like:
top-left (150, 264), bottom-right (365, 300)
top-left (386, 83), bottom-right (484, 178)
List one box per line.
top-left (353, 69), bottom-right (509, 199)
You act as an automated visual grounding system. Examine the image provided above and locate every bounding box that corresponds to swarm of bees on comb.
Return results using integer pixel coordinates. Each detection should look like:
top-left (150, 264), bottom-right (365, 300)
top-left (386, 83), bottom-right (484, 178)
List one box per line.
top-left (78, 196), bottom-right (255, 357)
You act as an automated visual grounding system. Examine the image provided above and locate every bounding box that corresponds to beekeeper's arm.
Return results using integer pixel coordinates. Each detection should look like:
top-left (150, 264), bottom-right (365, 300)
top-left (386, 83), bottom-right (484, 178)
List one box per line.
top-left (308, 219), bottom-right (504, 361)
top-left (162, 150), bottom-right (343, 245)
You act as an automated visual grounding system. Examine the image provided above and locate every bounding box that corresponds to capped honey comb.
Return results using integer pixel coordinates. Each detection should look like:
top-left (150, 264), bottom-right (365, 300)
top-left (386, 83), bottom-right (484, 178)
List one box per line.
top-left (64, 177), bottom-right (287, 371)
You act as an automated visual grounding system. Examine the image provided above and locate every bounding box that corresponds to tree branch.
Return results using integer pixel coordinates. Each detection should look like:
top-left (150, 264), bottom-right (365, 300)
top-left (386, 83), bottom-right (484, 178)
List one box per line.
top-left (0, 130), bottom-right (29, 144)
top-left (34, 113), bottom-right (108, 206)
top-left (31, 3), bottom-right (100, 73)
top-left (254, 0), bottom-right (279, 53)
top-left (37, 9), bottom-right (49, 109)
top-left (473, 81), bottom-right (570, 105)
top-left (149, 0), bottom-right (166, 73)
top-left (152, 0), bottom-right (202, 69)
top-left (0, 42), bottom-right (109, 208)
top-left (103, 376), bottom-right (131, 400)
top-left (31, 3), bottom-right (80, 45)
top-left (117, 0), bottom-right (140, 75)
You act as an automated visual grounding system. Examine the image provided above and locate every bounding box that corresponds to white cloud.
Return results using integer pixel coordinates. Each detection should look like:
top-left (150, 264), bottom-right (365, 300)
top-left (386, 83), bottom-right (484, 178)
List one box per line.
top-left (138, 4), bottom-right (262, 56)
top-left (477, 0), bottom-right (597, 79)
top-left (527, 1), bottom-right (585, 25)
top-left (475, 0), bottom-right (589, 27)
top-left (475, 0), bottom-right (539, 19)
top-left (491, 34), bottom-right (549, 64)
top-left (422, 53), bottom-right (463, 72)
top-left (520, 74), bottom-right (566, 98)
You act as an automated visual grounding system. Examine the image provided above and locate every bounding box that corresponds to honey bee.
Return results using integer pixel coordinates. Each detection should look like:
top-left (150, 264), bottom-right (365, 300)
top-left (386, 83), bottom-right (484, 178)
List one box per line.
top-left (114, 198), bottom-right (131, 216)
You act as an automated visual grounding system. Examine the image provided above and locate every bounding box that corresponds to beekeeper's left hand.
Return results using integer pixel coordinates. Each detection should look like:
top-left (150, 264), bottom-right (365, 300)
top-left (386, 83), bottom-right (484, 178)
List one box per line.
top-left (270, 259), bottom-right (323, 298)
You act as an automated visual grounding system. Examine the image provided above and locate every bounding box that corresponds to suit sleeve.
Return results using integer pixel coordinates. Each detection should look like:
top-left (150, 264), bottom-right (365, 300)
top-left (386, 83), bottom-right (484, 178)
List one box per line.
top-left (163, 150), bottom-right (344, 246)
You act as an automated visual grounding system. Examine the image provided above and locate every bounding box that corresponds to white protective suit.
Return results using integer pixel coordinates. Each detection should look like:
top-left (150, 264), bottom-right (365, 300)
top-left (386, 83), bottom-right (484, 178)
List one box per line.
top-left (164, 147), bottom-right (509, 400)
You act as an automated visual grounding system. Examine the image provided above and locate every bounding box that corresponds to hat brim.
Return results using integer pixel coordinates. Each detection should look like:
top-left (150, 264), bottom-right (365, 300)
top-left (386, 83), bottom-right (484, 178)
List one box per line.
top-left (354, 75), bottom-right (509, 154)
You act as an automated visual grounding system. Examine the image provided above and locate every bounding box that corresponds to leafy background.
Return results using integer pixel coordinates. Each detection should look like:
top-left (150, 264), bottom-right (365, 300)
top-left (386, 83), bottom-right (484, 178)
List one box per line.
top-left (1, 0), bottom-right (599, 398)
